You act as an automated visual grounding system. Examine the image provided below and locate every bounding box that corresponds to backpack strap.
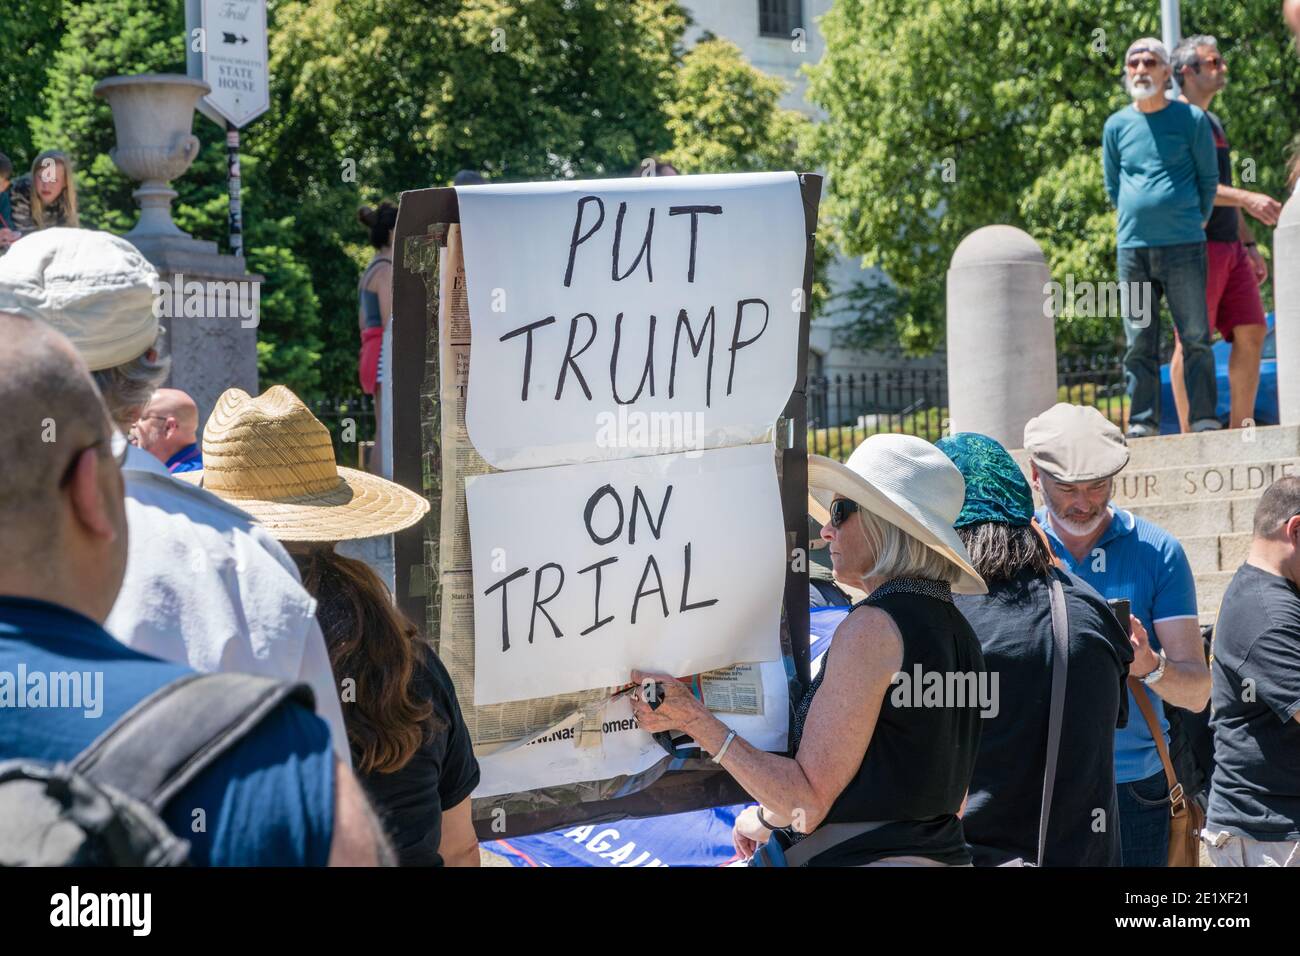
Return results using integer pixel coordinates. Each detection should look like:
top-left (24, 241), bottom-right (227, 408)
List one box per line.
top-left (70, 673), bottom-right (317, 811)
top-left (1036, 571), bottom-right (1071, 866)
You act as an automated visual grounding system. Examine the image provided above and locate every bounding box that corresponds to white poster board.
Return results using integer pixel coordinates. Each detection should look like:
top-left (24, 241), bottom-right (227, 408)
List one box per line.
top-left (465, 443), bottom-right (785, 705)
top-left (456, 173), bottom-right (805, 470)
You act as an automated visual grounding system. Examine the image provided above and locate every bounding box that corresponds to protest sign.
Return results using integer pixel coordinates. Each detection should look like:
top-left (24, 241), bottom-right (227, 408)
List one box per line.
top-left (465, 442), bottom-right (785, 705)
top-left (456, 173), bottom-right (806, 469)
top-left (389, 174), bottom-right (820, 837)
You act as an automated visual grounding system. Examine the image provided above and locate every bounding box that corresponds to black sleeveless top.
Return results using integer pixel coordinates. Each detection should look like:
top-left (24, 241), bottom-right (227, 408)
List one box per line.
top-left (788, 577), bottom-right (986, 865)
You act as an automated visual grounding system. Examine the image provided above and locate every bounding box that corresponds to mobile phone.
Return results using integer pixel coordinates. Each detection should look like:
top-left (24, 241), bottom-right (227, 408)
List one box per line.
top-left (1108, 598), bottom-right (1131, 636)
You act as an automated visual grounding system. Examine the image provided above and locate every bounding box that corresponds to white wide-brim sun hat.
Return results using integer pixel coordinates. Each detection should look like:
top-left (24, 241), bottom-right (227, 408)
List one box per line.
top-left (808, 433), bottom-right (987, 595)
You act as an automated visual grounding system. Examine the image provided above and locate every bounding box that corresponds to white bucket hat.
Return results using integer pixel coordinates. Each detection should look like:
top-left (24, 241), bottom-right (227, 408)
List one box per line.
top-left (808, 433), bottom-right (987, 594)
top-left (0, 228), bottom-right (159, 371)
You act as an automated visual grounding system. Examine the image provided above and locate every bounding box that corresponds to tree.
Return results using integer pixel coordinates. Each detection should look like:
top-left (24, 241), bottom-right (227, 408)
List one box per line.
top-left (251, 0), bottom-right (689, 400)
top-left (12, 0), bottom-right (814, 399)
top-left (808, 0), bottom-right (1300, 358)
top-left (660, 37), bottom-right (829, 313)
top-left (662, 37), bottom-right (810, 173)
top-left (0, 0), bottom-right (65, 166)
top-left (28, 0), bottom-right (323, 396)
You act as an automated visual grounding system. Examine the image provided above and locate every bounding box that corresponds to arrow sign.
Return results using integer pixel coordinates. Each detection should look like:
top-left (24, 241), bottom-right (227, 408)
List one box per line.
top-left (187, 0), bottom-right (269, 129)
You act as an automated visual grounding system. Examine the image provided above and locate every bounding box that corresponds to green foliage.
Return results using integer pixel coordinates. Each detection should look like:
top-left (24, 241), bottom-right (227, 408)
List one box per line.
top-left (663, 37), bottom-right (810, 173)
top-left (0, 0), bottom-right (65, 165)
top-left (254, 0), bottom-right (690, 400)
top-left (28, 0), bottom-right (323, 396)
top-left (808, 0), bottom-right (1300, 358)
top-left (661, 37), bottom-right (829, 315)
top-left (13, 0), bottom-right (823, 398)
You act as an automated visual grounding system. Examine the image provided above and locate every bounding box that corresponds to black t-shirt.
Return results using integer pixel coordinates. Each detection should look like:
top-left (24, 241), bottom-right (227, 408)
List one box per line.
top-left (955, 567), bottom-right (1133, 866)
top-left (1208, 562), bottom-right (1300, 841)
top-left (1204, 112), bottom-right (1238, 244)
top-left (358, 644), bottom-right (480, 866)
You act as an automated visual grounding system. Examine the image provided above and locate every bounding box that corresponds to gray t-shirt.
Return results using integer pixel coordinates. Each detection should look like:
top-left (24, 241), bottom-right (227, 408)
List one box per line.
top-left (1208, 563), bottom-right (1300, 841)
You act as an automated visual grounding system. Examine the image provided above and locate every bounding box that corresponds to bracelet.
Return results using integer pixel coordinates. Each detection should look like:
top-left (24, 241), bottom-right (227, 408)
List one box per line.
top-left (756, 807), bottom-right (776, 831)
top-left (712, 729), bottom-right (738, 765)
top-left (1142, 650), bottom-right (1168, 686)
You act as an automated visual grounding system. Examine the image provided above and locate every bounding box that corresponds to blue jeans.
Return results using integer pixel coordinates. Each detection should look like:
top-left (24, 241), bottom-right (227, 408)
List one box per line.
top-left (1117, 769), bottom-right (1171, 867)
top-left (1119, 242), bottom-right (1218, 429)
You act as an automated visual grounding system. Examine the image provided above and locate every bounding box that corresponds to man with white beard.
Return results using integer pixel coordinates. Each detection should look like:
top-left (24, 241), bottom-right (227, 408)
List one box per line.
top-left (1024, 403), bottom-right (1210, 866)
top-left (1103, 38), bottom-right (1220, 439)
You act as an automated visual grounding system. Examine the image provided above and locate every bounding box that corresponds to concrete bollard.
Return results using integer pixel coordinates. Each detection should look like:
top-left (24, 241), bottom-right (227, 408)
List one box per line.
top-left (946, 225), bottom-right (1057, 449)
top-left (1274, 194), bottom-right (1300, 426)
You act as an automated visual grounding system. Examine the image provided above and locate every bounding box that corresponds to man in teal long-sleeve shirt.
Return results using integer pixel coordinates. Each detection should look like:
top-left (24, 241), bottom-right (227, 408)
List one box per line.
top-left (1102, 37), bottom-right (1220, 437)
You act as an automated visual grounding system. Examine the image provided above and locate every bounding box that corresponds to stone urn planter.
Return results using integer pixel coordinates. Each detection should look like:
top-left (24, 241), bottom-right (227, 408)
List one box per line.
top-left (93, 74), bottom-right (211, 239)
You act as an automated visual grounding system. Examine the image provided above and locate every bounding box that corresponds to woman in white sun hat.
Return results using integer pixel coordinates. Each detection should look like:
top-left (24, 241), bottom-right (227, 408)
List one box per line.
top-left (182, 385), bottom-right (481, 867)
top-left (632, 433), bottom-right (988, 867)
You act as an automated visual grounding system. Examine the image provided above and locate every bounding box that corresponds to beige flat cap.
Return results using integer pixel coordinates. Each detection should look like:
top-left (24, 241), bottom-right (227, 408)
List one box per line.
top-left (1023, 402), bottom-right (1130, 482)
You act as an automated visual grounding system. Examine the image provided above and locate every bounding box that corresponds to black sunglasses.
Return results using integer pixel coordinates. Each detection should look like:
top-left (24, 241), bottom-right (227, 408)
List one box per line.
top-left (829, 498), bottom-right (860, 528)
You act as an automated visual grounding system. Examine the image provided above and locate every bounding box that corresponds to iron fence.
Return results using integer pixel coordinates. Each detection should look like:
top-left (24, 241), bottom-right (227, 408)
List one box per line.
top-left (309, 395), bottom-right (376, 468)
top-left (807, 356), bottom-right (1127, 461)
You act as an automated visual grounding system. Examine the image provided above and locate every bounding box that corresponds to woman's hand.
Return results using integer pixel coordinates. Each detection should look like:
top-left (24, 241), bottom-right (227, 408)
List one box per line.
top-left (732, 805), bottom-right (772, 860)
top-left (629, 670), bottom-right (713, 737)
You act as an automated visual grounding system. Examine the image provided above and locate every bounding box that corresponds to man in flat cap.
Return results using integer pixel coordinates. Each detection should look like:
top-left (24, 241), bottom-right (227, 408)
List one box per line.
top-left (0, 228), bottom-right (351, 766)
top-left (1025, 403), bottom-right (1210, 866)
top-left (1104, 37), bottom-right (1220, 437)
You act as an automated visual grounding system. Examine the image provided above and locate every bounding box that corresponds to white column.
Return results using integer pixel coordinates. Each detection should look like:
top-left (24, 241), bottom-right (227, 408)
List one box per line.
top-left (1274, 195), bottom-right (1300, 425)
top-left (946, 225), bottom-right (1058, 449)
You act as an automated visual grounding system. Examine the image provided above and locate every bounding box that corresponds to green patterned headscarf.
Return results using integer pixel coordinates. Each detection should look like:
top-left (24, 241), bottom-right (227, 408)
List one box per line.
top-left (935, 432), bottom-right (1035, 529)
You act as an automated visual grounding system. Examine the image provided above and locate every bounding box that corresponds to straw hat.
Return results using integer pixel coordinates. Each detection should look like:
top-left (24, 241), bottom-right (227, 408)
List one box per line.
top-left (807, 433), bottom-right (986, 595)
top-left (178, 386), bottom-right (429, 542)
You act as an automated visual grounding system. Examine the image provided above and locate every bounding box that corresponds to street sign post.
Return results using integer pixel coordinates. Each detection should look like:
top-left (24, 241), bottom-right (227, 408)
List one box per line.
top-left (186, 0), bottom-right (269, 257)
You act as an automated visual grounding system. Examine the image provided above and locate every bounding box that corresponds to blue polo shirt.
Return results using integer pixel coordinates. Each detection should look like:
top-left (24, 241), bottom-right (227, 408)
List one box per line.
top-left (0, 596), bottom-right (335, 865)
top-left (165, 442), bottom-right (203, 474)
top-left (1036, 506), bottom-right (1199, 783)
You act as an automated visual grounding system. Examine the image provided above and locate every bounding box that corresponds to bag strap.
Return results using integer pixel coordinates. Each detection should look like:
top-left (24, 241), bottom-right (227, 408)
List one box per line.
top-left (1127, 675), bottom-right (1188, 816)
top-left (782, 820), bottom-right (894, 867)
top-left (70, 672), bottom-right (316, 811)
top-left (1037, 572), bottom-right (1071, 867)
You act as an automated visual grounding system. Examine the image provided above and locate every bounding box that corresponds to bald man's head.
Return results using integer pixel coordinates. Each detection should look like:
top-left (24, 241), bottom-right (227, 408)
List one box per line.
top-left (133, 387), bottom-right (200, 464)
top-left (1288, 0), bottom-right (1300, 49)
top-left (0, 312), bottom-right (118, 563)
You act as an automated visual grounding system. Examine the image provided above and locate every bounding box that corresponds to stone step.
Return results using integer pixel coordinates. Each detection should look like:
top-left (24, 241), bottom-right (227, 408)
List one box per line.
top-left (1107, 423), bottom-right (1300, 471)
top-left (1011, 425), bottom-right (1300, 474)
top-left (1107, 458), bottom-right (1300, 508)
top-left (1125, 495), bottom-right (1260, 538)
top-left (1179, 532), bottom-right (1252, 576)
top-left (1195, 570), bottom-right (1236, 621)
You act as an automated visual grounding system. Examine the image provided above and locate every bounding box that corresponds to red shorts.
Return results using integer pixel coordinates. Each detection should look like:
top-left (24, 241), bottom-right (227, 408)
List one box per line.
top-left (1206, 240), bottom-right (1266, 343)
top-left (358, 326), bottom-right (383, 395)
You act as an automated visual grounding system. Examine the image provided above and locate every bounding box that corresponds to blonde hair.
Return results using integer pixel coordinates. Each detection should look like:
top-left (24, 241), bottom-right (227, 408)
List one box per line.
top-left (856, 506), bottom-right (962, 584)
top-left (29, 150), bottom-right (80, 228)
